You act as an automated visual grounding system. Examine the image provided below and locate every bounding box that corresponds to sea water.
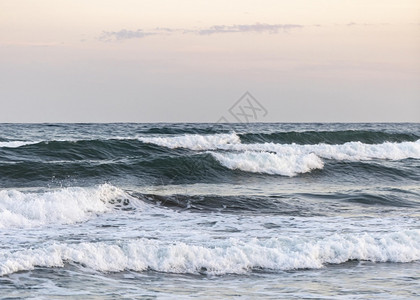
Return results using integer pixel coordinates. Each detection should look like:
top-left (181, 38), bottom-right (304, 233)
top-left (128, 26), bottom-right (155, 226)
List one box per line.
top-left (0, 123), bottom-right (419, 299)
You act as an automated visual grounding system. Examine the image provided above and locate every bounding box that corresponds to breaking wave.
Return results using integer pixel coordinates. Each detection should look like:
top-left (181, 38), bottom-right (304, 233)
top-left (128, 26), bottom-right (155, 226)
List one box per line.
top-left (0, 141), bottom-right (40, 148)
top-left (0, 184), bottom-right (141, 229)
top-left (1, 230), bottom-right (418, 276)
top-left (210, 151), bottom-right (324, 176)
top-left (138, 133), bottom-right (419, 175)
top-left (218, 140), bottom-right (420, 161)
top-left (1, 128), bottom-right (419, 181)
top-left (138, 133), bottom-right (241, 150)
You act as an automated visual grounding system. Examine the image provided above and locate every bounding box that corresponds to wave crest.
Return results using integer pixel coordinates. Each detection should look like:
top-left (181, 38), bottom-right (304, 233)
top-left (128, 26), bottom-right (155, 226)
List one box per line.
top-left (210, 151), bottom-right (324, 176)
top-left (1, 230), bottom-right (418, 276)
top-left (138, 133), bottom-right (241, 150)
top-left (0, 184), bottom-right (140, 229)
top-left (221, 140), bottom-right (420, 161)
top-left (0, 141), bottom-right (40, 148)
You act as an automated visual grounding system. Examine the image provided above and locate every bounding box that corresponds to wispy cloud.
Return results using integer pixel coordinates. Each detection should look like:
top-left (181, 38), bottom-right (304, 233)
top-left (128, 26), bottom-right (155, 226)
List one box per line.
top-left (100, 29), bottom-right (155, 41)
top-left (153, 27), bottom-right (180, 33)
top-left (98, 23), bottom-right (303, 41)
top-left (197, 23), bottom-right (303, 35)
top-left (341, 22), bottom-right (390, 27)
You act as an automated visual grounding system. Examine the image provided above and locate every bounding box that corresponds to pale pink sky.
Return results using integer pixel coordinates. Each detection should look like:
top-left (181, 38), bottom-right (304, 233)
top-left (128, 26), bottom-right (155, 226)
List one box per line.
top-left (1, 0), bottom-right (419, 122)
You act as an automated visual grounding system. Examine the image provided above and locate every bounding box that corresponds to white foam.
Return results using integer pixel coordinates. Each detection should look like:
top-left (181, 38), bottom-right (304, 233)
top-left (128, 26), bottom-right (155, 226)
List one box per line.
top-left (0, 141), bottom-right (40, 148)
top-left (138, 133), bottom-right (241, 150)
top-left (218, 140), bottom-right (420, 161)
top-left (1, 230), bottom-right (418, 276)
top-left (0, 137), bottom-right (137, 148)
top-left (0, 184), bottom-right (140, 229)
top-left (210, 151), bottom-right (324, 176)
top-left (137, 133), bottom-right (420, 161)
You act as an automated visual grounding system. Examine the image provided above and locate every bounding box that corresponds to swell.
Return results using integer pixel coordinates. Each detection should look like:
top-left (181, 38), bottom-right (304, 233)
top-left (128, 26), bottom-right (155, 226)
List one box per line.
top-left (137, 193), bottom-right (307, 215)
top-left (136, 187), bottom-right (419, 215)
top-left (0, 153), bottom-right (227, 187)
top-left (1, 152), bottom-right (419, 187)
top-left (2, 129), bottom-right (418, 152)
top-left (0, 139), bottom-right (145, 160)
top-left (321, 159), bottom-right (420, 182)
top-left (0, 132), bottom-right (419, 186)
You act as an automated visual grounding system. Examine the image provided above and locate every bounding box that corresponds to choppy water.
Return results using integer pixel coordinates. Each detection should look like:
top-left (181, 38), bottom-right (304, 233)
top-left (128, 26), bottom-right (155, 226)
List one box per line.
top-left (0, 123), bottom-right (419, 299)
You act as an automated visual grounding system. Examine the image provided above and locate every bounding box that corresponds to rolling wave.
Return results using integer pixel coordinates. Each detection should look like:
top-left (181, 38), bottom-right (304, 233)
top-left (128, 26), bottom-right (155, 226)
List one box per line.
top-left (1, 230), bottom-right (419, 276)
top-left (138, 133), bottom-right (420, 161)
top-left (137, 132), bottom-right (419, 175)
top-left (3, 128), bottom-right (418, 149)
top-left (0, 184), bottom-right (143, 229)
top-left (0, 141), bottom-right (40, 148)
top-left (209, 151), bottom-right (324, 176)
top-left (1, 123), bottom-right (419, 294)
top-left (218, 140), bottom-right (420, 161)
top-left (138, 133), bottom-right (240, 150)
top-left (1, 130), bottom-right (419, 181)
top-left (139, 186), bottom-right (420, 213)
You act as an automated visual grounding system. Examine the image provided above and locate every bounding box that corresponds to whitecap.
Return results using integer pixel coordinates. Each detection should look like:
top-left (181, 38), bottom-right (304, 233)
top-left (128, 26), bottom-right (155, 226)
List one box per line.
top-left (138, 133), bottom-right (241, 150)
top-left (210, 151), bottom-right (324, 176)
top-left (1, 230), bottom-right (418, 276)
top-left (219, 140), bottom-right (420, 161)
top-left (0, 184), bottom-right (142, 229)
top-left (0, 141), bottom-right (40, 148)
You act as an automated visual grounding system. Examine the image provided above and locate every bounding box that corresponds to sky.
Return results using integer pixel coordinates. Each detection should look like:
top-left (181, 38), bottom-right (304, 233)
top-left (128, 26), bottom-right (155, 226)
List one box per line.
top-left (0, 0), bottom-right (419, 122)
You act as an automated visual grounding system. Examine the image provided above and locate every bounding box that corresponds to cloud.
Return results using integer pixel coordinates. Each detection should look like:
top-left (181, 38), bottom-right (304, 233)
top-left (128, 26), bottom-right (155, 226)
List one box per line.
top-left (341, 22), bottom-right (389, 27)
top-left (153, 27), bottom-right (180, 33)
top-left (99, 23), bottom-right (303, 41)
top-left (100, 29), bottom-right (154, 41)
top-left (197, 23), bottom-right (303, 35)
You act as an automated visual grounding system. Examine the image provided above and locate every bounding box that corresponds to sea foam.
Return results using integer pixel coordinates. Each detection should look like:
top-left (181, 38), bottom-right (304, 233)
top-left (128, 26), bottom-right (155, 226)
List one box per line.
top-left (0, 141), bottom-right (40, 148)
top-left (220, 140), bottom-right (420, 161)
top-left (210, 151), bottom-right (324, 176)
top-left (1, 230), bottom-right (418, 276)
top-left (139, 133), bottom-right (420, 175)
top-left (138, 133), bottom-right (241, 150)
top-left (0, 184), bottom-right (139, 229)
top-left (139, 133), bottom-right (420, 161)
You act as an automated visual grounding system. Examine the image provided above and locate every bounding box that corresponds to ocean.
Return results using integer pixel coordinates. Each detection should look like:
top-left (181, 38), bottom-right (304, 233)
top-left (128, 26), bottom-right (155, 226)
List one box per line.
top-left (0, 123), bottom-right (419, 299)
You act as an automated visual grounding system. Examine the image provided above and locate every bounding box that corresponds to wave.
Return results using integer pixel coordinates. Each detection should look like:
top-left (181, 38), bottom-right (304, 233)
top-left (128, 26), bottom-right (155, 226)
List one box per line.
top-left (138, 134), bottom-right (420, 175)
top-left (219, 140), bottom-right (420, 161)
top-left (1, 145), bottom-right (418, 184)
top-left (138, 133), bottom-right (241, 150)
top-left (0, 184), bottom-right (142, 229)
top-left (1, 127), bottom-right (418, 150)
top-left (1, 230), bottom-right (418, 276)
top-left (0, 137), bottom-right (137, 149)
top-left (1, 133), bottom-right (419, 181)
top-left (138, 193), bottom-right (293, 213)
top-left (138, 188), bottom-right (419, 215)
top-left (209, 151), bottom-right (324, 176)
top-left (0, 141), bottom-right (40, 148)
top-left (3, 133), bottom-right (419, 163)
top-left (139, 133), bottom-right (420, 161)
